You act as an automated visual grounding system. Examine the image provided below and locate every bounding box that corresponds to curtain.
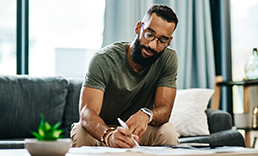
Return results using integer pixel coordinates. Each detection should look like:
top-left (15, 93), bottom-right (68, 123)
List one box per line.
top-left (210, 0), bottom-right (232, 113)
top-left (102, 0), bottom-right (215, 89)
top-left (102, 0), bottom-right (153, 47)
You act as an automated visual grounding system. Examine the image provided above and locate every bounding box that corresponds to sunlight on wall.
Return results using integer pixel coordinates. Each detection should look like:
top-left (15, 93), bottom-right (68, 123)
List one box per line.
top-left (231, 0), bottom-right (258, 113)
top-left (29, 0), bottom-right (105, 77)
top-left (0, 0), bottom-right (105, 77)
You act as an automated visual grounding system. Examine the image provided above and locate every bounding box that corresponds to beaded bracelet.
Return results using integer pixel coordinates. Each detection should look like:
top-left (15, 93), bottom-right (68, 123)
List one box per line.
top-left (101, 127), bottom-right (115, 145)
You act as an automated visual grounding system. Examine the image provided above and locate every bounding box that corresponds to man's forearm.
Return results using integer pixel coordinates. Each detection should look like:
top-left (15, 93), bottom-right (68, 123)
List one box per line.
top-left (149, 104), bottom-right (172, 126)
top-left (80, 107), bottom-right (108, 141)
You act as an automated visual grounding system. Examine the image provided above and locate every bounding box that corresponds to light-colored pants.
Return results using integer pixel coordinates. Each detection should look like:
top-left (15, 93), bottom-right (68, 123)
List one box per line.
top-left (70, 122), bottom-right (179, 147)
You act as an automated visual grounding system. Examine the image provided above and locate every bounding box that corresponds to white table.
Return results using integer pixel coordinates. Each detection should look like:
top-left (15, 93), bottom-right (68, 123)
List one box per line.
top-left (1, 147), bottom-right (258, 156)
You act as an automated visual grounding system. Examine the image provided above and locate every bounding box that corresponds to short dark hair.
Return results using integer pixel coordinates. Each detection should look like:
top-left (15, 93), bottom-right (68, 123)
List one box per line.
top-left (147, 4), bottom-right (178, 30)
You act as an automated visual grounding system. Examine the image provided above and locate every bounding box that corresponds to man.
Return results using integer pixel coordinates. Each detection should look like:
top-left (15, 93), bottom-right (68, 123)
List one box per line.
top-left (71, 4), bottom-right (179, 148)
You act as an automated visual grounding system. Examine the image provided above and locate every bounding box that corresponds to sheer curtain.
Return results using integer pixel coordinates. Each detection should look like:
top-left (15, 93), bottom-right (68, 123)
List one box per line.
top-left (102, 0), bottom-right (215, 89)
top-left (102, 0), bottom-right (153, 47)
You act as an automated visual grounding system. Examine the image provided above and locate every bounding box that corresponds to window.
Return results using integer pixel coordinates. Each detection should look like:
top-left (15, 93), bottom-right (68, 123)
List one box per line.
top-left (0, 0), bottom-right (16, 75)
top-left (231, 0), bottom-right (258, 113)
top-left (29, 0), bottom-right (105, 77)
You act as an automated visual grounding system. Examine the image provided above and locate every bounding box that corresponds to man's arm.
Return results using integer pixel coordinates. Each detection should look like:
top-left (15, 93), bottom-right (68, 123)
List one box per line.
top-left (126, 86), bottom-right (176, 139)
top-left (79, 86), bottom-right (107, 141)
top-left (79, 86), bottom-right (137, 148)
top-left (150, 86), bottom-right (176, 126)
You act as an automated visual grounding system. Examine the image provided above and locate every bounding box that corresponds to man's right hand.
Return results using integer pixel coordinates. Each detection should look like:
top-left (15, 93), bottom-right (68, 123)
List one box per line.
top-left (108, 126), bottom-right (139, 148)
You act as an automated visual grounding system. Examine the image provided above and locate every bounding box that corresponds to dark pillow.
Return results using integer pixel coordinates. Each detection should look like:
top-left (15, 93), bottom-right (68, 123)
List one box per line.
top-left (62, 78), bottom-right (83, 138)
top-left (0, 75), bottom-right (68, 139)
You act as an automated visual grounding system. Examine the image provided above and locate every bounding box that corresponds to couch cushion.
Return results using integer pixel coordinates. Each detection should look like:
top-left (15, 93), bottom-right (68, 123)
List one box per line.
top-left (0, 139), bottom-right (24, 149)
top-left (0, 75), bottom-right (68, 139)
top-left (63, 78), bottom-right (83, 138)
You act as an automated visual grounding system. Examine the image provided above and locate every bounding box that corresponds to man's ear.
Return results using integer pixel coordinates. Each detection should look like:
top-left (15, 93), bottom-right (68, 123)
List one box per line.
top-left (167, 36), bottom-right (173, 47)
top-left (135, 21), bottom-right (142, 35)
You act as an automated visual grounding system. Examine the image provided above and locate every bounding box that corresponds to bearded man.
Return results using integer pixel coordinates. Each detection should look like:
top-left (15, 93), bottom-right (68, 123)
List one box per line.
top-left (71, 4), bottom-right (179, 148)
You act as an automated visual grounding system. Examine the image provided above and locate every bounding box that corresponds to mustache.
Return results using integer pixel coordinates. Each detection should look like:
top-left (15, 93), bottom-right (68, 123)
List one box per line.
top-left (141, 45), bottom-right (158, 55)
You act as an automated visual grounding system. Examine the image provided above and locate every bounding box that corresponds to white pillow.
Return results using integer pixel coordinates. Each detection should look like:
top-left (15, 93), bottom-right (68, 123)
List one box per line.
top-left (169, 88), bottom-right (214, 136)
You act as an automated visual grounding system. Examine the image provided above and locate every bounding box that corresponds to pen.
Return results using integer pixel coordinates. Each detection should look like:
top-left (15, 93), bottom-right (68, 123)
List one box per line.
top-left (117, 118), bottom-right (140, 148)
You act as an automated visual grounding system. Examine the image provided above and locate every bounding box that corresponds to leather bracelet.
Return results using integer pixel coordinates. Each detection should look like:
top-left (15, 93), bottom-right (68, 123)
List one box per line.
top-left (104, 131), bottom-right (114, 146)
top-left (101, 127), bottom-right (115, 144)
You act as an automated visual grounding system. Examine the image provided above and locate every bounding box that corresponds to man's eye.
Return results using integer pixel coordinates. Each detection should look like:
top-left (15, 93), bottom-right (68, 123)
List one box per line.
top-left (159, 39), bottom-right (167, 44)
top-left (145, 32), bottom-right (154, 37)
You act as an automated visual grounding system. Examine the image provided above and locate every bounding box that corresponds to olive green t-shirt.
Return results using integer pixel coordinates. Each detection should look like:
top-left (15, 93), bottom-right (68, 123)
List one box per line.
top-left (84, 42), bottom-right (178, 125)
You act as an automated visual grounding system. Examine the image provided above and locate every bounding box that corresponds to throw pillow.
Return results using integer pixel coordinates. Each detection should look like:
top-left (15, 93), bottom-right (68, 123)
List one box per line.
top-left (0, 75), bottom-right (69, 139)
top-left (169, 88), bottom-right (214, 136)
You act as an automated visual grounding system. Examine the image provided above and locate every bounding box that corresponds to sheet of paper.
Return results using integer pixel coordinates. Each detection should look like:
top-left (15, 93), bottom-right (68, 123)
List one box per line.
top-left (67, 146), bottom-right (258, 155)
top-left (68, 146), bottom-right (128, 154)
top-left (208, 146), bottom-right (258, 153)
top-left (68, 146), bottom-right (215, 155)
top-left (130, 146), bottom-right (215, 155)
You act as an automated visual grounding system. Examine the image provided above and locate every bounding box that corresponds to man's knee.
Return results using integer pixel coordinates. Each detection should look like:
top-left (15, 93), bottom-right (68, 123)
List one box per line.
top-left (142, 122), bottom-right (179, 146)
top-left (158, 122), bottom-right (179, 145)
top-left (70, 122), bottom-right (102, 147)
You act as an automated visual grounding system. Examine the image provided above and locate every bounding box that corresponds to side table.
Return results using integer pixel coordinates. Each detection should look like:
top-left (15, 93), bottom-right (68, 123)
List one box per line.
top-left (237, 128), bottom-right (258, 148)
top-left (210, 76), bottom-right (258, 147)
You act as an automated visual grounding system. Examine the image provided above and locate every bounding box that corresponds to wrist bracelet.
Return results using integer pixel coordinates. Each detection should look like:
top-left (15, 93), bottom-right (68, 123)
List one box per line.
top-left (101, 127), bottom-right (115, 144)
top-left (104, 131), bottom-right (114, 146)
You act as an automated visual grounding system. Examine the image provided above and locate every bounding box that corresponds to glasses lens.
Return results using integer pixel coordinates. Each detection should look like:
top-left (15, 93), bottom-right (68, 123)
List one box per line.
top-left (144, 31), bottom-right (154, 41)
top-left (158, 39), bottom-right (168, 48)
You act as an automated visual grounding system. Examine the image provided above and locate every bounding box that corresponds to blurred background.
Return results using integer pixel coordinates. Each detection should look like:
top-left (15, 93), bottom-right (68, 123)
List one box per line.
top-left (0, 0), bottom-right (258, 118)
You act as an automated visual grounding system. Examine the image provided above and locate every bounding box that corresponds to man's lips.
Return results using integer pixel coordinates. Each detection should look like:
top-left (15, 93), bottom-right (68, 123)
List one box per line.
top-left (143, 49), bottom-right (154, 57)
top-left (142, 47), bottom-right (157, 57)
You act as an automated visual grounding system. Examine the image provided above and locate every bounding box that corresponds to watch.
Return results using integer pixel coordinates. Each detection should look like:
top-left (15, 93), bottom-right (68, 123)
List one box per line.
top-left (140, 108), bottom-right (153, 123)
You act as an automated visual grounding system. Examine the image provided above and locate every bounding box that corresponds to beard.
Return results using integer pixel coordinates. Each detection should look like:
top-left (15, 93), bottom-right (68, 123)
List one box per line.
top-left (131, 35), bottom-right (164, 68)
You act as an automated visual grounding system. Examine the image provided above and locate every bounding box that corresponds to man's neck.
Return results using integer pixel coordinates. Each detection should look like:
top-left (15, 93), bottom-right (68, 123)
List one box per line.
top-left (126, 44), bottom-right (144, 72)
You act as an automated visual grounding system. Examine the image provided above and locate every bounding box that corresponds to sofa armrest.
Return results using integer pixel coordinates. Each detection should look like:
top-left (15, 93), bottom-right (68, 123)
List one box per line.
top-left (205, 109), bottom-right (232, 134)
top-left (178, 129), bottom-right (245, 147)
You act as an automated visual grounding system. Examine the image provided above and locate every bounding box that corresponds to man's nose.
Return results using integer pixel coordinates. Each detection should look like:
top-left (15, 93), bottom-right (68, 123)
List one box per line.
top-left (148, 38), bottom-right (158, 50)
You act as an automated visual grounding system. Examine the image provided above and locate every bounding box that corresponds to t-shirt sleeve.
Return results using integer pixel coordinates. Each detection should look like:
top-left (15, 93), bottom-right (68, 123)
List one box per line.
top-left (83, 54), bottom-right (106, 91)
top-left (156, 51), bottom-right (178, 88)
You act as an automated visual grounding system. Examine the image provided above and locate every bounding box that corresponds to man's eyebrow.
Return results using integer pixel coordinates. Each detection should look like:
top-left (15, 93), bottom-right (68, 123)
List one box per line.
top-left (146, 27), bottom-right (170, 40)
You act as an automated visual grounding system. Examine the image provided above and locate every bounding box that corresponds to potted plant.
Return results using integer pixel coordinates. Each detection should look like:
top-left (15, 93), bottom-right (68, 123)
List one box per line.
top-left (25, 114), bottom-right (71, 156)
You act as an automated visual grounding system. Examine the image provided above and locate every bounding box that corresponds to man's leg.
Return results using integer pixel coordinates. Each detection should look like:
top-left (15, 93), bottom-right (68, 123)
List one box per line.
top-left (139, 122), bottom-right (179, 146)
top-left (70, 122), bottom-right (105, 147)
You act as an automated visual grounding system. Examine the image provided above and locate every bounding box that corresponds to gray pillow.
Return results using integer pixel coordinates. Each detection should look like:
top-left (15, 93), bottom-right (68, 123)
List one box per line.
top-left (0, 75), bottom-right (68, 139)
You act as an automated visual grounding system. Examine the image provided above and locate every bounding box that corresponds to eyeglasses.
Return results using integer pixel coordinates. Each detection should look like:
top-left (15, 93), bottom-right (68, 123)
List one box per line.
top-left (141, 23), bottom-right (170, 48)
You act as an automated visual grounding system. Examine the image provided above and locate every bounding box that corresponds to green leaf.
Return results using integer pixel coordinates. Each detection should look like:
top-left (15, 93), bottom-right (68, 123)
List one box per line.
top-left (38, 126), bottom-right (44, 137)
top-left (31, 131), bottom-right (43, 140)
top-left (44, 122), bottom-right (51, 131)
top-left (39, 114), bottom-right (45, 128)
top-left (53, 129), bottom-right (63, 138)
top-left (52, 121), bottom-right (62, 131)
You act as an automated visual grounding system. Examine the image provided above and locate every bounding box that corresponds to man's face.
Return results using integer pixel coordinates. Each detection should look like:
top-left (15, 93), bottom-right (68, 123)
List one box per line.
top-left (131, 13), bottom-right (176, 67)
top-left (131, 34), bottom-right (163, 67)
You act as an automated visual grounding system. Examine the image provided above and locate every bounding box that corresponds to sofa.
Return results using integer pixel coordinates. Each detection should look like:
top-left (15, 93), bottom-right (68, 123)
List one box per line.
top-left (0, 75), bottom-right (245, 149)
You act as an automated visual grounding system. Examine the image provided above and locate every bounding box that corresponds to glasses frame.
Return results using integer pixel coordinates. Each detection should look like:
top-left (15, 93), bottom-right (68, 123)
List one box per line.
top-left (141, 23), bottom-right (170, 48)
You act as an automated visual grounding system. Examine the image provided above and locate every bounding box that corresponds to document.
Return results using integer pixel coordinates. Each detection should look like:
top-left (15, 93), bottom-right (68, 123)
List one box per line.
top-left (130, 146), bottom-right (215, 155)
top-left (68, 146), bottom-right (128, 154)
top-left (67, 146), bottom-right (214, 155)
top-left (67, 146), bottom-right (258, 155)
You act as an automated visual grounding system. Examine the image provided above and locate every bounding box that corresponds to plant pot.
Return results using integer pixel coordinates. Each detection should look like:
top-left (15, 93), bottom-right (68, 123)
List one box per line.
top-left (25, 138), bottom-right (71, 156)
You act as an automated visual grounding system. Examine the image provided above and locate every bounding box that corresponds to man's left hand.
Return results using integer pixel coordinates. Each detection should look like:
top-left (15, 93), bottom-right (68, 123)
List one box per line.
top-left (125, 110), bottom-right (149, 141)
